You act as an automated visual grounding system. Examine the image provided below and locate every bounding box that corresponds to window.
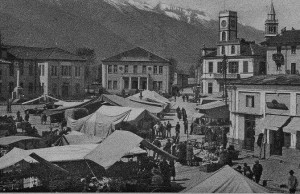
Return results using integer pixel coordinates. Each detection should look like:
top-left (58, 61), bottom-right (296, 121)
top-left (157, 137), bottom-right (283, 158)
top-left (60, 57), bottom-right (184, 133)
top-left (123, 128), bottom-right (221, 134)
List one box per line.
top-left (208, 83), bottom-right (213, 94)
top-left (51, 66), bottom-right (57, 76)
top-left (221, 46), bottom-right (225, 55)
top-left (158, 81), bottom-right (162, 90)
top-left (113, 80), bottom-right (118, 90)
top-left (292, 46), bottom-right (296, 54)
top-left (20, 82), bottom-right (23, 88)
top-left (231, 46), bottom-right (235, 54)
top-left (159, 66), bottom-right (163, 74)
top-left (124, 79), bottom-right (129, 89)
top-left (19, 63), bottom-right (24, 75)
top-left (108, 65), bottom-right (112, 74)
top-left (277, 46), bottom-right (281, 53)
top-left (28, 83), bottom-right (33, 94)
top-left (228, 61), bottom-right (239, 73)
top-left (243, 61), bottom-right (248, 73)
top-left (208, 62), bottom-right (213, 73)
top-left (154, 66), bottom-right (157, 74)
top-left (142, 66), bottom-right (146, 74)
top-left (246, 95), bottom-right (255, 107)
top-left (75, 83), bottom-right (80, 94)
top-left (61, 66), bottom-right (71, 76)
top-left (52, 83), bottom-right (57, 96)
top-left (222, 32), bottom-right (226, 41)
top-left (125, 65), bottom-right (128, 73)
top-left (108, 80), bottom-right (112, 89)
top-left (153, 81), bottom-right (157, 90)
top-left (291, 63), bottom-right (296, 74)
top-left (75, 66), bottom-right (81, 77)
top-left (113, 65), bottom-right (117, 73)
top-left (29, 64), bottom-right (34, 76)
top-left (9, 64), bottom-right (14, 76)
top-left (219, 83), bottom-right (224, 92)
top-left (217, 62), bottom-right (223, 73)
top-left (9, 82), bottom-right (14, 93)
top-left (133, 65), bottom-right (137, 74)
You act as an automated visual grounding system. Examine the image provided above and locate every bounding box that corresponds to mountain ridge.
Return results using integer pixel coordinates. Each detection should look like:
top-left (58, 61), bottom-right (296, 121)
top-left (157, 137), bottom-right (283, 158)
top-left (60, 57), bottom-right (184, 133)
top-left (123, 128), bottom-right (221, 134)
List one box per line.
top-left (0, 0), bottom-right (265, 72)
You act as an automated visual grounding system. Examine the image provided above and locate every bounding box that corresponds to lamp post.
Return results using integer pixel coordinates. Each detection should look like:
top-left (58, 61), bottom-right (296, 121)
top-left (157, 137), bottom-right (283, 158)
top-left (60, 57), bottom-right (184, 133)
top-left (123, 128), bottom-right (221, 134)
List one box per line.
top-left (222, 55), bottom-right (228, 106)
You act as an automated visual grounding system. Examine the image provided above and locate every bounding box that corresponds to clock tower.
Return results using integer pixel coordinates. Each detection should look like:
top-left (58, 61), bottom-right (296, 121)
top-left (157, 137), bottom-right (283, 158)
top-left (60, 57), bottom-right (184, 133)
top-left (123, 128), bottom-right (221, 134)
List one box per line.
top-left (219, 11), bottom-right (238, 42)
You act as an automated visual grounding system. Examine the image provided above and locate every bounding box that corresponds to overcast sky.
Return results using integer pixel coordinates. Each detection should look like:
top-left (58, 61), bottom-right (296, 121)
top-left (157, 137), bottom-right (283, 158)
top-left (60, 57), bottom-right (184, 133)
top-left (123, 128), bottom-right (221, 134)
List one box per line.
top-left (142, 0), bottom-right (300, 31)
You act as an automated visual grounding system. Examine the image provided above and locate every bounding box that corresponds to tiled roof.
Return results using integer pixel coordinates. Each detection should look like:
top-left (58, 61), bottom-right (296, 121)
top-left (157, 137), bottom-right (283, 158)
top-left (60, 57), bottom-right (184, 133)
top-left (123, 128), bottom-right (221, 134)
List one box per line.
top-left (5, 46), bottom-right (86, 61)
top-left (262, 30), bottom-right (300, 46)
top-left (102, 47), bottom-right (169, 63)
top-left (229, 74), bottom-right (300, 86)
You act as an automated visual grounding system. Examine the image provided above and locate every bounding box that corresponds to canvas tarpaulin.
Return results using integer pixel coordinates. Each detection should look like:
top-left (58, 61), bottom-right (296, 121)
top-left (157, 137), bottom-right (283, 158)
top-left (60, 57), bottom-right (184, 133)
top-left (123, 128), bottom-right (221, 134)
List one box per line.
top-left (53, 133), bottom-right (103, 146)
top-left (256, 115), bottom-right (290, 131)
top-left (131, 90), bottom-right (170, 107)
top-left (67, 108), bottom-right (131, 138)
top-left (0, 136), bottom-right (41, 146)
top-left (84, 130), bottom-right (144, 169)
top-left (99, 94), bottom-right (163, 114)
top-left (183, 165), bottom-right (269, 193)
top-left (97, 105), bottom-right (159, 125)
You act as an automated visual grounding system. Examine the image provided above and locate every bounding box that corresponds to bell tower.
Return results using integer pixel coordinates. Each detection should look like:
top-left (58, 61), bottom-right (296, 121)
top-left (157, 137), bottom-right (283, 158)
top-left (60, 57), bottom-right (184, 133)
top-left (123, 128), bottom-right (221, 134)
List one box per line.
top-left (265, 1), bottom-right (278, 40)
top-left (219, 11), bottom-right (238, 42)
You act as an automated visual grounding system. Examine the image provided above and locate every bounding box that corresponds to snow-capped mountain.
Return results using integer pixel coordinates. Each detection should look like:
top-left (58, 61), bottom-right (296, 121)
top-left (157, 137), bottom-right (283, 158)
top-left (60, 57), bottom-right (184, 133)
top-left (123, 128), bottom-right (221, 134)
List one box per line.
top-left (0, 0), bottom-right (264, 71)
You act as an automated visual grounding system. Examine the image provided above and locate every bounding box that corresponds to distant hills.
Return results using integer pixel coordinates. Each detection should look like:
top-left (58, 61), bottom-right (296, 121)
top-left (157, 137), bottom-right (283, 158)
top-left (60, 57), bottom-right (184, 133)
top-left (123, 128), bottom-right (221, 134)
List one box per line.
top-left (0, 0), bottom-right (265, 71)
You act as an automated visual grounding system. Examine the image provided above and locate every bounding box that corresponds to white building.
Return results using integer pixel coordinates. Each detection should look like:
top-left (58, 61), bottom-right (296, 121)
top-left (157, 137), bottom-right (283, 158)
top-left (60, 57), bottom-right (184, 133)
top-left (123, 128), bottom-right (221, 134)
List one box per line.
top-left (198, 10), bottom-right (266, 95)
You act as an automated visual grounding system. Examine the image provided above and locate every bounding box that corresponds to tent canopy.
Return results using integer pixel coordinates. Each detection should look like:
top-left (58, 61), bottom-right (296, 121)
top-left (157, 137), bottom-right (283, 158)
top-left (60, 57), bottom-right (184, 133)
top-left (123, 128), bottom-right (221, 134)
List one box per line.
top-left (183, 165), bottom-right (269, 193)
top-left (256, 115), bottom-right (290, 131)
top-left (67, 108), bottom-right (131, 138)
top-left (97, 105), bottom-right (159, 122)
top-left (85, 130), bottom-right (144, 169)
top-left (0, 136), bottom-right (41, 146)
top-left (283, 117), bottom-right (300, 133)
top-left (53, 133), bottom-right (103, 146)
top-left (99, 94), bottom-right (164, 114)
top-left (131, 90), bottom-right (170, 107)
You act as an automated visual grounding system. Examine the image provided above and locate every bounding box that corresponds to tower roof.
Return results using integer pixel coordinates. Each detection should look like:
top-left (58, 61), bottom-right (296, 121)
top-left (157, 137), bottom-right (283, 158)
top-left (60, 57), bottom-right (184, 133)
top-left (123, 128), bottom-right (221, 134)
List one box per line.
top-left (269, 1), bottom-right (276, 15)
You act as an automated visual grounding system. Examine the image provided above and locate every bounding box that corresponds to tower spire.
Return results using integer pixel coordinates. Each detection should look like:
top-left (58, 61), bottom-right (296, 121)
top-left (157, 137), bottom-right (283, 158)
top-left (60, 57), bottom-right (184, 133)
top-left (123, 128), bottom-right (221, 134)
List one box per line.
top-left (265, 0), bottom-right (278, 40)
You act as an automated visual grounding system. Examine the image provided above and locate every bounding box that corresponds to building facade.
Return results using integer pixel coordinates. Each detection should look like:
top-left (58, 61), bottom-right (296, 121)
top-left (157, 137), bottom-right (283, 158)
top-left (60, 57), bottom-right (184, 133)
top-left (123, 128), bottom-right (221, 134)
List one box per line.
top-left (227, 75), bottom-right (300, 159)
top-left (102, 47), bottom-right (171, 94)
top-left (199, 10), bottom-right (266, 95)
top-left (0, 46), bottom-right (87, 100)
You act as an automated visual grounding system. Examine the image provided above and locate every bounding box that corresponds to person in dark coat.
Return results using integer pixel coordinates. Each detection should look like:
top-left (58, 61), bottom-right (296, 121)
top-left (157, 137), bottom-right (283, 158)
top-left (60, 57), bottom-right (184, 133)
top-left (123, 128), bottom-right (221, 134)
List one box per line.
top-left (159, 159), bottom-right (171, 186)
top-left (182, 95), bottom-right (185, 102)
top-left (163, 139), bottom-right (172, 154)
top-left (175, 122), bottom-right (180, 143)
top-left (243, 163), bottom-right (253, 180)
top-left (252, 160), bottom-right (263, 184)
top-left (24, 111), bottom-right (30, 122)
top-left (190, 122), bottom-right (194, 135)
top-left (169, 160), bottom-right (176, 181)
top-left (177, 110), bottom-right (182, 120)
top-left (288, 170), bottom-right (298, 193)
top-left (184, 120), bottom-right (188, 134)
top-left (152, 138), bottom-right (161, 159)
top-left (166, 121), bottom-right (172, 138)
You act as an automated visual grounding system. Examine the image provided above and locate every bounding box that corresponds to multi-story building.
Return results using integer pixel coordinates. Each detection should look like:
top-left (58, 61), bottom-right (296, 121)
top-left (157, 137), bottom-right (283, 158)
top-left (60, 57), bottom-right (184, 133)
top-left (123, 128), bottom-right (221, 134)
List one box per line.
top-left (198, 10), bottom-right (266, 95)
top-left (227, 2), bottom-right (300, 160)
top-left (0, 46), bottom-right (87, 100)
top-left (227, 74), bottom-right (300, 159)
top-left (101, 47), bottom-right (171, 94)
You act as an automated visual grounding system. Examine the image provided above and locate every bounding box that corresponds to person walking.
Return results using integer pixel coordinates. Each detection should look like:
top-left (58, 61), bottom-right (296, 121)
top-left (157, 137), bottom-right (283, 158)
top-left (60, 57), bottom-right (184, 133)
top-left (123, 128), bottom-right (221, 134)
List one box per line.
top-left (169, 160), bottom-right (176, 181)
top-left (252, 160), bottom-right (263, 184)
top-left (175, 122), bottom-right (180, 143)
top-left (166, 121), bottom-right (172, 138)
top-left (186, 142), bottom-right (193, 166)
top-left (190, 122), bottom-right (194, 135)
top-left (182, 95), bottom-right (185, 102)
top-left (154, 122), bottom-right (160, 137)
top-left (184, 120), bottom-right (188, 134)
top-left (288, 170), bottom-right (298, 193)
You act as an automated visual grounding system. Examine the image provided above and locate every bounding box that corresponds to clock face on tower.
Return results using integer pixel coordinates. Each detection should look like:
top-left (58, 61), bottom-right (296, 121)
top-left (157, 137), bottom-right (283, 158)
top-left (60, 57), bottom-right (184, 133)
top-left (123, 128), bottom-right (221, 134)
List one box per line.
top-left (221, 20), bottom-right (227, 27)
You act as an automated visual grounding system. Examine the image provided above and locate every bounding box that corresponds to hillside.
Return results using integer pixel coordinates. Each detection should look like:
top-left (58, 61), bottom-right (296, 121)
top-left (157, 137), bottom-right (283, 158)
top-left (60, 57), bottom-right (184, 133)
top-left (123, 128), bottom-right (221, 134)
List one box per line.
top-left (0, 0), bottom-right (265, 71)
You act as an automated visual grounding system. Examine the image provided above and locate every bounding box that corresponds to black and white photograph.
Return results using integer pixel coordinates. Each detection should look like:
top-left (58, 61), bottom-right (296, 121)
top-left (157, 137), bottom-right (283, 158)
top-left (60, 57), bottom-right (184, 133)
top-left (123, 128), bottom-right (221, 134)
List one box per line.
top-left (0, 0), bottom-right (299, 193)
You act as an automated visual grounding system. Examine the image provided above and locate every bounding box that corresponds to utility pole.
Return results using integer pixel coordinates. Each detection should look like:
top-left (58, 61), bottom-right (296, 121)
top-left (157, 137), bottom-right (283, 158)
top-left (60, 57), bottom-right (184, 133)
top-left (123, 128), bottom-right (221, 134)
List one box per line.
top-left (222, 55), bottom-right (228, 106)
